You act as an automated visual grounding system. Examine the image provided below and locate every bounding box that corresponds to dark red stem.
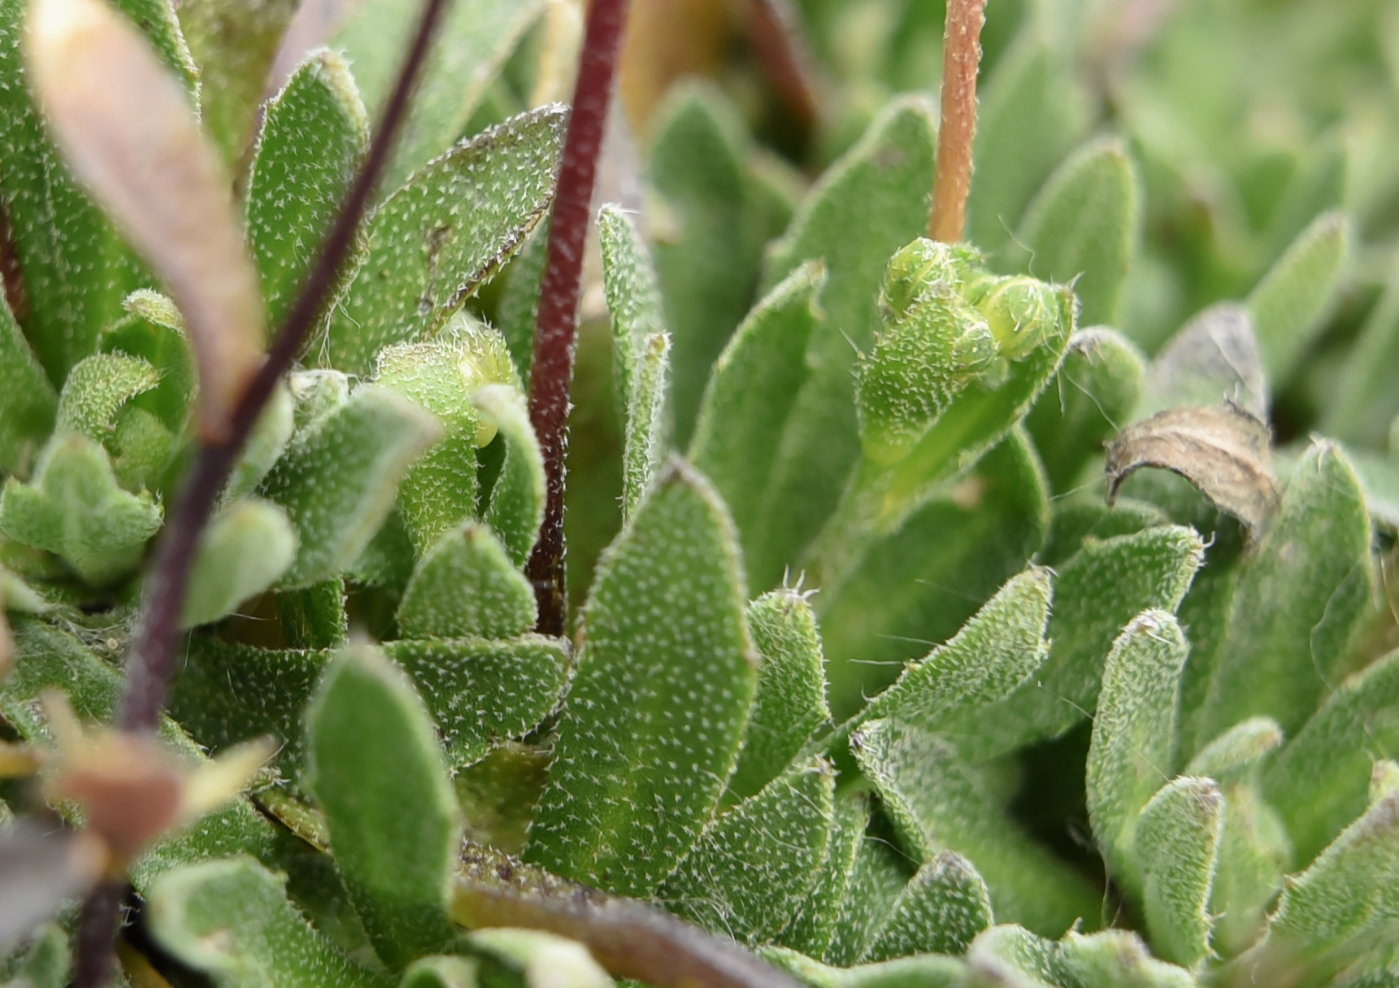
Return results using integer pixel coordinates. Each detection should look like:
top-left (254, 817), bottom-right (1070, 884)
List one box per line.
top-left (117, 0), bottom-right (451, 734)
top-left (745, 0), bottom-right (821, 130)
top-left (73, 1), bottom-right (453, 984)
top-left (525, 0), bottom-right (634, 636)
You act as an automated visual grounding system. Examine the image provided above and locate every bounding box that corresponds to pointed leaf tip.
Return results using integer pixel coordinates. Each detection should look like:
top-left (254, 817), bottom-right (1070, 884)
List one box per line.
top-left (26, 0), bottom-right (263, 439)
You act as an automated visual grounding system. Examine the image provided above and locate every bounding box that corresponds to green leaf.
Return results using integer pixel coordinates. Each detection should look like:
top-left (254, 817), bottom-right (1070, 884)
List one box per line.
top-left (1262, 788), bottom-right (1399, 965)
top-left (823, 831), bottom-right (912, 967)
top-left (760, 945), bottom-right (966, 988)
top-left (146, 857), bottom-right (392, 988)
top-left (1009, 137), bottom-right (1141, 327)
top-left (399, 956), bottom-right (478, 988)
top-left (385, 635), bottom-right (569, 769)
top-left (1326, 253), bottom-right (1399, 446)
top-left (1209, 777), bottom-right (1289, 960)
top-left (778, 792), bottom-right (869, 958)
top-left (53, 353), bottom-right (159, 442)
top-left (598, 206), bottom-right (671, 518)
top-left (375, 327), bottom-right (516, 554)
top-left (259, 386), bottom-right (440, 587)
top-left (246, 49), bottom-right (368, 333)
top-left (524, 460), bottom-right (757, 897)
top-left (227, 384), bottom-right (295, 504)
top-left (964, 924), bottom-right (1059, 987)
top-left (945, 525), bottom-right (1203, 761)
top-left (496, 220), bottom-right (548, 385)
top-left (467, 929), bottom-right (613, 988)
top-left (1247, 211), bottom-right (1348, 384)
top-left (182, 499), bottom-right (298, 628)
top-left (1184, 717), bottom-right (1283, 781)
top-left (865, 853), bottom-right (994, 961)
top-left (0, 0), bottom-right (149, 385)
top-left (1053, 930), bottom-right (1196, 988)
top-left (1199, 441), bottom-right (1375, 741)
top-left (0, 300), bottom-right (56, 477)
top-left (102, 291), bottom-right (198, 433)
top-left (1265, 649), bottom-right (1399, 866)
top-left (747, 97), bottom-right (938, 588)
top-left (851, 718), bottom-right (1100, 938)
top-left (648, 85), bottom-right (796, 447)
top-left (1134, 777), bottom-right (1223, 969)
top-left (966, 35), bottom-right (1088, 255)
top-left (175, 0), bottom-right (298, 165)
top-left (728, 589), bottom-right (831, 802)
top-left (276, 580), bottom-right (348, 651)
top-left (0, 435), bottom-right (162, 584)
top-left (1026, 329), bottom-right (1144, 494)
top-left (307, 645), bottom-right (462, 969)
top-left (0, 924), bottom-right (67, 988)
top-left (474, 384), bottom-right (545, 568)
top-left (1140, 303), bottom-right (1267, 420)
top-left (657, 758), bottom-right (834, 944)
top-left (857, 565), bottom-right (1052, 738)
top-left (818, 430), bottom-right (1051, 719)
top-left (397, 523), bottom-right (535, 640)
top-left (0, 621), bottom-right (285, 883)
top-left (1328, 941), bottom-right (1399, 988)
top-left (454, 741), bottom-right (551, 855)
top-left (689, 262), bottom-right (823, 553)
top-left (323, 106), bottom-right (566, 376)
top-left (1086, 611), bottom-right (1190, 890)
top-left (333, 0), bottom-right (545, 191)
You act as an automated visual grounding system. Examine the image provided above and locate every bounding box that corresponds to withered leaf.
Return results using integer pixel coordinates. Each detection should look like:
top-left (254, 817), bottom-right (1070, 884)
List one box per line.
top-left (1105, 402), bottom-right (1279, 537)
top-left (26, 0), bottom-right (264, 439)
top-left (1143, 302), bottom-right (1269, 419)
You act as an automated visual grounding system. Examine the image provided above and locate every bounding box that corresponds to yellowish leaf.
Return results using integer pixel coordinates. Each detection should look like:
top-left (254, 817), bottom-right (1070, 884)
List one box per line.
top-left (26, 0), bottom-right (264, 439)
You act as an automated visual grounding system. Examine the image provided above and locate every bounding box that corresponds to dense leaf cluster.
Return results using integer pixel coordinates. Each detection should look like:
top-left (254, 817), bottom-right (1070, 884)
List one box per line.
top-left (4, 1), bottom-right (1399, 988)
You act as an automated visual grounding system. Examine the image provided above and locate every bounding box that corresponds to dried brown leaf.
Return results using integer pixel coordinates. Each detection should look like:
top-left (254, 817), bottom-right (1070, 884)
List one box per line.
top-left (26, 0), bottom-right (263, 439)
top-left (1105, 402), bottom-right (1280, 537)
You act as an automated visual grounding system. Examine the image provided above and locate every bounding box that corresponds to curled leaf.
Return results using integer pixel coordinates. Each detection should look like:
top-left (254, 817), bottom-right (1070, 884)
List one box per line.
top-left (1105, 403), bottom-right (1279, 538)
top-left (26, 0), bottom-right (264, 439)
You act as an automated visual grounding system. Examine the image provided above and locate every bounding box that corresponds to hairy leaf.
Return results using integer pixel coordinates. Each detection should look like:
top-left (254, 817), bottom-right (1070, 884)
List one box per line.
top-left (777, 793), bottom-right (869, 958)
top-left (323, 106), bottom-right (565, 375)
top-left (852, 718), bottom-right (1099, 937)
top-left (53, 352), bottom-right (159, 443)
top-left (333, 0), bottom-right (545, 191)
top-left (818, 429), bottom-right (1051, 717)
top-left (1027, 328), bottom-right (1144, 494)
top-left (1135, 777), bottom-right (1223, 969)
top-left (599, 206), bottom-right (670, 518)
top-left (945, 525), bottom-right (1203, 760)
top-left (748, 98), bottom-right (937, 588)
top-left (648, 85), bottom-right (797, 447)
top-left (146, 857), bottom-right (392, 988)
top-left (0, 302), bottom-right (56, 477)
top-left (1247, 211), bottom-right (1347, 383)
top-left (182, 499), bottom-right (298, 628)
top-left (760, 945), bottom-right (966, 988)
top-left (246, 48), bottom-right (368, 333)
top-left (259, 386), bottom-right (440, 587)
top-left (524, 461), bottom-right (757, 897)
top-left (307, 645), bottom-right (461, 968)
top-left (689, 262), bottom-right (823, 554)
top-left (1265, 649), bottom-right (1399, 865)
top-left (27, 0), bottom-right (262, 436)
top-left (1086, 611), bottom-right (1190, 890)
top-left (657, 758), bottom-right (834, 944)
top-left (475, 384), bottom-right (546, 568)
top-left (1009, 137), bottom-right (1140, 327)
top-left (823, 832), bottom-right (910, 966)
top-left (397, 523), bottom-right (535, 640)
top-left (865, 853), bottom-right (994, 961)
top-left (0, 435), bottom-right (162, 584)
top-left (1200, 441), bottom-right (1375, 740)
top-left (728, 589), bottom-right (831, 802)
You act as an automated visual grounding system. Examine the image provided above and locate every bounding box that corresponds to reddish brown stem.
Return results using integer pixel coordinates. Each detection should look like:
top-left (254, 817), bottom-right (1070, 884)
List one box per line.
top-left (928, 0), bottom-right (987, 243)
top-left (525, 0), bottom-right (634, 636)
top-left (73, 1), bottom-right (453, 983)
top-left (745, 0), bottom-right (821, 130)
